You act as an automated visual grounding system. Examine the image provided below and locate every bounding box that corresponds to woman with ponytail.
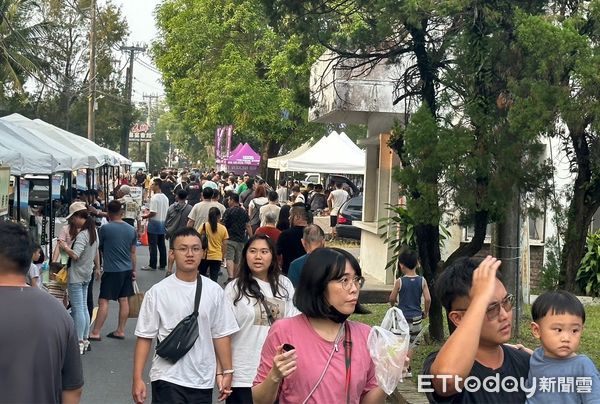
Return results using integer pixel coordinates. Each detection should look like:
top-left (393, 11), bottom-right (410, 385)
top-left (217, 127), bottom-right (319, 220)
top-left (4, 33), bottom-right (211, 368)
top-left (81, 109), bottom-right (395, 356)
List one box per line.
top-left (199, 207), bottom-right (228, 281)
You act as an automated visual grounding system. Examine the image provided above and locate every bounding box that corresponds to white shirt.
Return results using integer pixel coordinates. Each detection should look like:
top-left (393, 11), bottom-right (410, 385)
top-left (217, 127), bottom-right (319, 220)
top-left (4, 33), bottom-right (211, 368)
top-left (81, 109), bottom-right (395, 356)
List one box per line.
top-left (224, 276), bottom-right (299, 387)
top-left (135, 274), bottom-right (239, 389)
top-left (149, 193), bottom-right (169, 222)
top-left (187, 201), bottom-right (226, 230)
top-left (329, 189), bottom-right (349, 215)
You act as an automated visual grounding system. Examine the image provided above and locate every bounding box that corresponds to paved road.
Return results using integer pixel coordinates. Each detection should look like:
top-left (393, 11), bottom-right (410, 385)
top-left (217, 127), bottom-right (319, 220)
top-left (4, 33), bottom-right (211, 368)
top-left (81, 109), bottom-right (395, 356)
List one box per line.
top-left (81, 245), bottom-right (159, 404)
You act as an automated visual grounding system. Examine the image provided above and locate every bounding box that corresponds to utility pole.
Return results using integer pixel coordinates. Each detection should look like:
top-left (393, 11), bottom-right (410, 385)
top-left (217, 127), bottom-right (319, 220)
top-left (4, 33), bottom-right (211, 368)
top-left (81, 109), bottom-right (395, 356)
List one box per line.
top-left (87, 0), bottom-right (97, 141)
top-left (142, 93), bottom-right (160, 168)
top-left (119, 44), bottom-right (146, 157)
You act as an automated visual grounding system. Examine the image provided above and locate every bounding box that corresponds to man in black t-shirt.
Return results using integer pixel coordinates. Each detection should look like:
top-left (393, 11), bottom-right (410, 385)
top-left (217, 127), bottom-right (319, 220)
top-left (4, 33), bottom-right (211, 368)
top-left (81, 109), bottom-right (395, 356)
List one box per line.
top-left (276, 205), bottom-right (308, 274)
top-left (0, 222), bottom-right (83, 403)
top-left (421, 256), bottom-right (530, 403)
top-left (222, 193), bottom-right (251, 280)
top-left (185, 174), bottom-right (202, 207)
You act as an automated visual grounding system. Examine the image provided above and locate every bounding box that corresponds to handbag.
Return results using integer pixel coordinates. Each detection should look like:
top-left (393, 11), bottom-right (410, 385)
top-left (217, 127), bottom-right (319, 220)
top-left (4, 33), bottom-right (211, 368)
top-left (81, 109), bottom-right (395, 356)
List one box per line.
top-left (55, 265), bottom-right (69, 285)
top-left (155, 272), bottom-right (203, 363)
top-left (128, 281), bottom-right (144, 318)
top-left (200, 223), bottom-right (209, 251)
top-left (248, 281), bottom-right (275, 325)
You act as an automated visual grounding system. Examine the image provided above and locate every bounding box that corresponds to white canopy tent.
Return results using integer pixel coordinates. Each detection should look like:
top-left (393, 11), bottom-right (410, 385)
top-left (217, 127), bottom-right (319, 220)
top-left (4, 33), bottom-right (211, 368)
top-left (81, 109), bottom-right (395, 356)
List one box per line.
top-left (281, 131), bottom-right (365, 174)
top-left (268, 140), bottom-right (312, 170)
top-left (0, 116), bottom-right (84, 170)
top-left (3, 114), bottom-right (108, 169)
top-left (0, 120), bottom-right (62, 174)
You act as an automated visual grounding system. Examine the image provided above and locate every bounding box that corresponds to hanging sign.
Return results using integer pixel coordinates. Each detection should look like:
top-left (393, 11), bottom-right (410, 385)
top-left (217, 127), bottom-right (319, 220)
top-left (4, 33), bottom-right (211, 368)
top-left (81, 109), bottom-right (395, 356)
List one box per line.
top-left (52, 174), bottom-right (62, 201)
top-left (76, 169), bottom-right (87, 191)
top-left (0, 167), bottom-right (9, 216)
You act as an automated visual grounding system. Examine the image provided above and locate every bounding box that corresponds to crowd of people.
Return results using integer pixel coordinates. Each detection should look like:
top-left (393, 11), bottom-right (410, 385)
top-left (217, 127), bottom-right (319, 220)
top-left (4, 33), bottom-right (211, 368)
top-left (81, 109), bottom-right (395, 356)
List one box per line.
top-left (1, 166), bottom-right (599, 404)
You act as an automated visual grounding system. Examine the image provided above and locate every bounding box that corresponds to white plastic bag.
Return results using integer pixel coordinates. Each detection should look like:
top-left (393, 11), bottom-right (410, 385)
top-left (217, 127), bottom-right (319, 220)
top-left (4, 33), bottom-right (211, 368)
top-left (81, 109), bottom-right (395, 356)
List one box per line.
top-left (367, 308), bottom-right (410, 394)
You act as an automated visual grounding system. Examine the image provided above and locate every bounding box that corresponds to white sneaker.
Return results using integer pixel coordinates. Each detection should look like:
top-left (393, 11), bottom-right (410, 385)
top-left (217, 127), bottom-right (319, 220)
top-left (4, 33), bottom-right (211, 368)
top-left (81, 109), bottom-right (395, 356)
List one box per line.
top-left (83, 340), bottom-right (91, 352)
top-left (79, 341), bottom-right (85, 355)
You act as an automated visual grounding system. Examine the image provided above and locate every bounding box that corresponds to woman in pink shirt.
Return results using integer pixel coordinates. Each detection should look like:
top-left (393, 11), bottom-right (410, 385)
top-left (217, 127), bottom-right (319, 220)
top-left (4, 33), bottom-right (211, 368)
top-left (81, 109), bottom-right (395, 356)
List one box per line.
top-left (252, 248), bottom-right (386, 404)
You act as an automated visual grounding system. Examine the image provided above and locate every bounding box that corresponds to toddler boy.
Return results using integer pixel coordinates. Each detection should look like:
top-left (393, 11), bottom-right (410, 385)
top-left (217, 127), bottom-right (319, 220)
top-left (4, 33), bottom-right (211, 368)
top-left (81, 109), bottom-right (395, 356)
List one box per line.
top-left (527, 290), bottom-right (600, 403)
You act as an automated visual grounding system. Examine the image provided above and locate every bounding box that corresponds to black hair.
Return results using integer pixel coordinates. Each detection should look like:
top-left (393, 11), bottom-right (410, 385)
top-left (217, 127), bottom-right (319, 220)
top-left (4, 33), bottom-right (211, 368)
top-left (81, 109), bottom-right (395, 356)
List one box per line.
top-left (170, 227), bottom-right (202, 248)
top-left (107, 200), bottom-right (123, 215)
top-left (202, 187), bottom-right (213, 199)
top-left (69, 210), bottom-right (98, 245)
top-left (246, 178), bottom-right (255, 188)
top-left (436, 256), bottom-right (503, 312)
top-left (49, 262), bottom-right (63, 274)
top-left (0, 222), bottom-right (35, 275)
top-left (315, 184), bottom-right (323, 191)
top-left (398, 249), bottom-right (418, 270)
top-left (294, 247), bottom-right (368, 318)
top-left (279, 180), bottom-right (286, 186)
top-left (268, 191), bottom-right (278, 202)
top-left (212, 188), bottom-right (221, 199)
top-left (277, 204), bottom-right (291, 231)
top-left (229, 193), bottom-right (240, 204)
top-left (532, 290), bottom-right (585, 324)
top-left (32, 243), bottom-right (44, 264)
top-left (153, 178), bottom-right (163, 188)
top-left (291, 185), bottom-right (301, 193)
top-left (208, 207), bottom-right (221, 233)
top-left (233, 235), bottom-right (288, 306)
top-left (177, 189), bottom-right (188, 200)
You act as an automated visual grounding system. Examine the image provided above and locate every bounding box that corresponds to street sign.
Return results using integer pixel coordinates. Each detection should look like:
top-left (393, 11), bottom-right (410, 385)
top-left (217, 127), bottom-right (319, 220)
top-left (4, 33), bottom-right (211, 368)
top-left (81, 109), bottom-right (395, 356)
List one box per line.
top-left (128, 132), bottom-right (153, 142)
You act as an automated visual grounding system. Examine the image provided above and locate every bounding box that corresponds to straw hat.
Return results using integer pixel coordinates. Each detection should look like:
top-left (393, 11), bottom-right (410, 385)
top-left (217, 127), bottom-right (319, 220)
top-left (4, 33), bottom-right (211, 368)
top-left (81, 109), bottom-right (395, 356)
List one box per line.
top-left (66, 201), bottom-right (88, 219)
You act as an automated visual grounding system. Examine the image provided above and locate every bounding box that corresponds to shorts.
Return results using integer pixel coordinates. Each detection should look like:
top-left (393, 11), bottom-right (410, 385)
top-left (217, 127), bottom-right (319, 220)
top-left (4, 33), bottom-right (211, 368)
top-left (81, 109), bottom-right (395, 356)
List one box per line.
top-left (151, 380), bottom-right (212, 404)
top-left (330, 215), bottom-right (338, 227)
top-left (407, 316), bottom-right (423, 345)
top-left (226, 240), bottom-right (244, 264)
top-left (99, 271), bottom-right (134, 301)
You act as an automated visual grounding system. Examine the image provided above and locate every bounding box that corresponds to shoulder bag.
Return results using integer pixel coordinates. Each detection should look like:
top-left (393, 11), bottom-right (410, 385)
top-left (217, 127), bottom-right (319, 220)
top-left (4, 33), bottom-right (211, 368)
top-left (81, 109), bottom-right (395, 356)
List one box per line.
top-left (155, 272), bottom-right (203, 363)
top-left (200, 223), bottom-right (209, 250)
top-left (249, 281), bottom-right (275, 325)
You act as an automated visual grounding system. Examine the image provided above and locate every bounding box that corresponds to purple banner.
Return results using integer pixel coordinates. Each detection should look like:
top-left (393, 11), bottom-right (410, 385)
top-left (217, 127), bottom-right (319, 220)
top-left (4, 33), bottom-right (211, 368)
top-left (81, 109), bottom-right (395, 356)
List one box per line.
top-left (215, 125), bottom-right (234, 163)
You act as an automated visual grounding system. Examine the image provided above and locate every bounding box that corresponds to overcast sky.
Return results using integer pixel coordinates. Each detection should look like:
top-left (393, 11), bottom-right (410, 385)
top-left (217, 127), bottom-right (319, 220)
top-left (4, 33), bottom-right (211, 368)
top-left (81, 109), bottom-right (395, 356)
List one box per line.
top-left (112, 0), bottom-right (163, 101)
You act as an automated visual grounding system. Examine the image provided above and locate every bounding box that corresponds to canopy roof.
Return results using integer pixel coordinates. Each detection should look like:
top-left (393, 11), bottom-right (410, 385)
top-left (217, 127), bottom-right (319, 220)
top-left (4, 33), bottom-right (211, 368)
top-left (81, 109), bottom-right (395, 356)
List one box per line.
top-left (0, 114), bottom-right (130, 175)
top-left (281, 131), bottom-right (365, 174)
top-left (32, 118), bottom-right (124, 167)
top-left (268, 141), bottom-right (312, 170)
top-left (227, 143), bottom-right (260, 166)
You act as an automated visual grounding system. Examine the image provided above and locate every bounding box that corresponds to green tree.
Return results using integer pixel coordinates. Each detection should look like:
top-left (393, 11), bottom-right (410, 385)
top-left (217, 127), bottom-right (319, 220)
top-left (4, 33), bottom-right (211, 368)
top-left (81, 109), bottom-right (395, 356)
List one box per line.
top-left (510, 4), bottom-right (600, 292)
top-left (153, 0), bottom-right (320, 175)
top-left (0, 0), bottom-right (50, 101)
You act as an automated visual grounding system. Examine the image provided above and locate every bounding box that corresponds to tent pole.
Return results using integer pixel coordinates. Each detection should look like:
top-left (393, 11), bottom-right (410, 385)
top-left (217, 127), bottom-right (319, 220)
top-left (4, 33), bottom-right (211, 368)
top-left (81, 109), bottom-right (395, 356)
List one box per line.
top-left (104, 166), bottom-right (109, 207)
top-left (48, 176), bottom-right (53, 260)
top-left (16, 175), bottom-right (21, 222)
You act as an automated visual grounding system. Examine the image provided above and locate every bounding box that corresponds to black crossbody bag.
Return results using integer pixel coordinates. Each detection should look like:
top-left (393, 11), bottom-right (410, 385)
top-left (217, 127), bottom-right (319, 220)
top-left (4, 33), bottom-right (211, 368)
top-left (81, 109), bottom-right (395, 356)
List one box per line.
top-left (155, 273), bottom-right (203, 363)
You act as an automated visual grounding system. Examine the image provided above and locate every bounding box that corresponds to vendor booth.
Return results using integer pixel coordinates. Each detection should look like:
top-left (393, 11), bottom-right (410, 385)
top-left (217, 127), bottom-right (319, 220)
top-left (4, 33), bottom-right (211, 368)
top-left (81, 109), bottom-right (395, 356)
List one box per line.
top-left (226, 143), bottom-right (261, 175)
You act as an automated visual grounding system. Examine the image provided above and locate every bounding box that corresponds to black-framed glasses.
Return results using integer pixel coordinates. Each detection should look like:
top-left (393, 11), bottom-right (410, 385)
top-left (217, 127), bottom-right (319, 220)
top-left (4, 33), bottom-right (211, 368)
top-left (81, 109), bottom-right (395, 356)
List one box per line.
top-left (453, 294), bottom-right (515, 320)
top-left (335, 276), bottom-right (365, 291)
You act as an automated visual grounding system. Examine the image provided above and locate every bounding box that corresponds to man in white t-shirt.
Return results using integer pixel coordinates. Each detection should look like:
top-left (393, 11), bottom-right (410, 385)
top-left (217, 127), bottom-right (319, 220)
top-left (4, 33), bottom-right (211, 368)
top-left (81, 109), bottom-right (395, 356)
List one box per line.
top-left (327, 182), bottom-right (349, 237)
top-left (187, 187), bottom-right (226, 231)
top-left (141, 179), bottom-right (170, 271)
top-left (132, 227), bottom-right (239, 404)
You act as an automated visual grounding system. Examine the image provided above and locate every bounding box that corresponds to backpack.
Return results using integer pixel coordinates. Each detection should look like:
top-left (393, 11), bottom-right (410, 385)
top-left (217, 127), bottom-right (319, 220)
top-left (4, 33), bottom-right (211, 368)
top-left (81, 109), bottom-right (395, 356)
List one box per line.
top-left (249, 200), bottom-right (267, 227)
top-left (165, 204), bottom-right (184, 239)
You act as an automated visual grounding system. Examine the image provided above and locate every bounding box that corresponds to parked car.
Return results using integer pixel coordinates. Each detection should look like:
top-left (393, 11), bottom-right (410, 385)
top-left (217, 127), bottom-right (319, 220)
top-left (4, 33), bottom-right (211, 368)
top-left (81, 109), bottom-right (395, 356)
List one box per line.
top-left (336, 196), bottom-right (363, 240)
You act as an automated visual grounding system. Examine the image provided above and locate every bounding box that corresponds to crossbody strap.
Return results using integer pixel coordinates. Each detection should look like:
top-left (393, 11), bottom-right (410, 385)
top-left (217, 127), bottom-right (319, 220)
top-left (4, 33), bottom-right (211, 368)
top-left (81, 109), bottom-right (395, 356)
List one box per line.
top-left (343, 321), bottom-right (352, 404)
top-left (192, 272), bottom-right (203, 316)
top-left (259, 297), bottom-right (275, 325)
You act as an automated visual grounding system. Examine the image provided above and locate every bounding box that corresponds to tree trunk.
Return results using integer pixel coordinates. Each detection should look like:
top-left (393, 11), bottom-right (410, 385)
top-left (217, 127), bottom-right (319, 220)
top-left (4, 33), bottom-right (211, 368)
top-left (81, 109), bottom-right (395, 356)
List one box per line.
top-left (415, 224), bottom-right (444, 341)
top-left (560, 127), bottom-right (600, 292)
top-left (260, 139), bottom-right (280, 178)
top-left (560, 174), bottom-right (600, 292)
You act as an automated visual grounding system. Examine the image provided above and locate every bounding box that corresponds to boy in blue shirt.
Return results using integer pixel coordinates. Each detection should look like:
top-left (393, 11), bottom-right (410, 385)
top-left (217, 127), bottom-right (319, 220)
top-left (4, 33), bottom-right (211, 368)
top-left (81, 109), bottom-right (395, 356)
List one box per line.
top-left (388, 249), bottom-right (431, 376)
top-left (526, 290), bottom-right (600, 403)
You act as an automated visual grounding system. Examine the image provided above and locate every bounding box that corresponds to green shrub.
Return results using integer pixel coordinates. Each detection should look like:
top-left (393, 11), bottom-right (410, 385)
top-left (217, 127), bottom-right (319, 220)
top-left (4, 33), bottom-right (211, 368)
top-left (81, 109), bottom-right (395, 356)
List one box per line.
top-left (576, 231), bottom-right (600, 296)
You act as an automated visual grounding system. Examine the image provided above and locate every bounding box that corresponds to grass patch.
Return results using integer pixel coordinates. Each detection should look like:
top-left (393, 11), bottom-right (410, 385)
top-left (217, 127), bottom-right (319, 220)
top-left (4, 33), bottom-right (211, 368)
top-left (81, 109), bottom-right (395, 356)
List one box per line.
top-left (353, 303), bottom-right (600, 377)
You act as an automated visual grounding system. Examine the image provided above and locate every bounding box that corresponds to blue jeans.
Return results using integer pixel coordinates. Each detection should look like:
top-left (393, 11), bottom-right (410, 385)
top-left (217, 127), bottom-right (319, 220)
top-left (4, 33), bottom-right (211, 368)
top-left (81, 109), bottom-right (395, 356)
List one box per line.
top-left (69, 282), bottom-right (90, 341)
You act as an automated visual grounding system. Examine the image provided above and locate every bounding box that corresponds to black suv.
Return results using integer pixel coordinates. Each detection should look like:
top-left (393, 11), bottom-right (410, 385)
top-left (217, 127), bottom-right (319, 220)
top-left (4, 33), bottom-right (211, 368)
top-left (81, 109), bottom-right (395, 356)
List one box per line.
top-left (336, 196), bottom-right (363, 240)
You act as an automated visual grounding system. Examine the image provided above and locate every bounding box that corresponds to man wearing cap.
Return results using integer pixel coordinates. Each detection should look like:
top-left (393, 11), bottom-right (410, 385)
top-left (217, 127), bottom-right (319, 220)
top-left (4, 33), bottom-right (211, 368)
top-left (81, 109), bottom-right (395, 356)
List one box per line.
top-left (89, 200), bottom-right (137, 340)
top-left (118, 185), bottom-right (140, 228)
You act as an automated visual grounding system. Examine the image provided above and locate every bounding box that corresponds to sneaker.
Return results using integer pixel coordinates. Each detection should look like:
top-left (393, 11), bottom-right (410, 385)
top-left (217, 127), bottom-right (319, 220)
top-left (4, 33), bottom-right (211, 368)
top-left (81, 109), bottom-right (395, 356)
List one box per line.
top-left (83, 340), bottom-right (91, 352)
top-left (141, 266), bottom-right (156, 271)
top-left (79, 341), bottom-right (85, 355)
